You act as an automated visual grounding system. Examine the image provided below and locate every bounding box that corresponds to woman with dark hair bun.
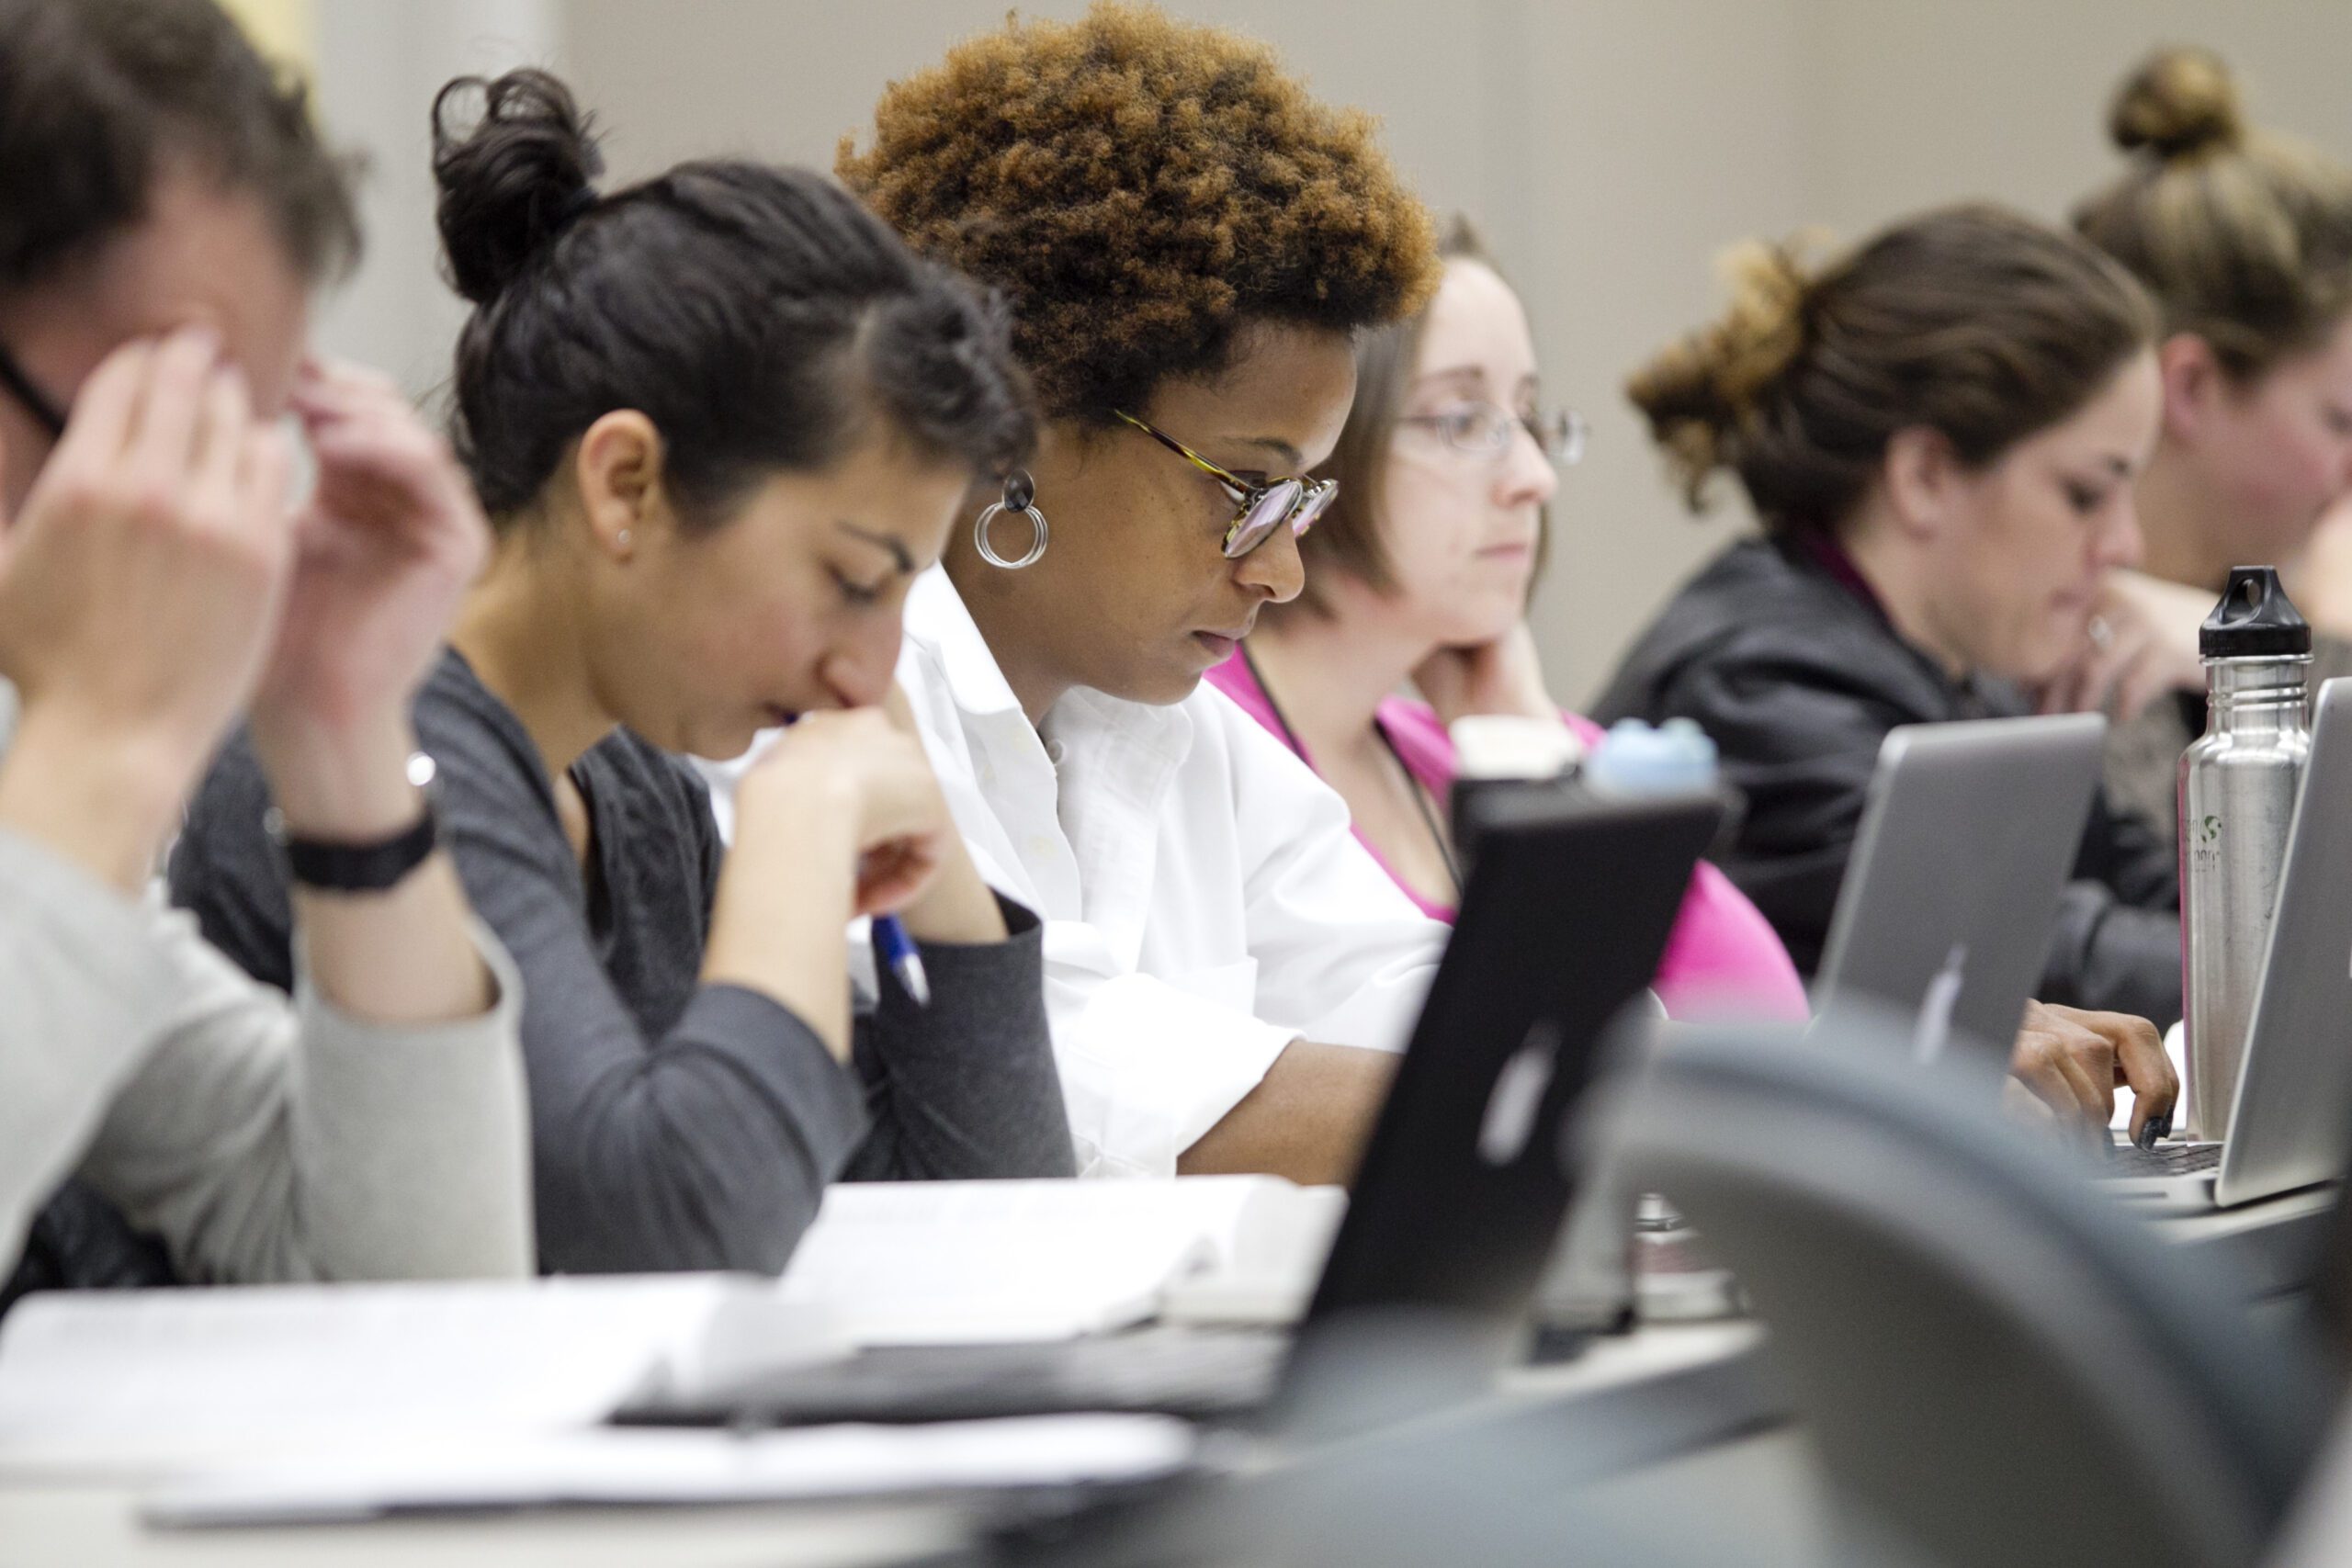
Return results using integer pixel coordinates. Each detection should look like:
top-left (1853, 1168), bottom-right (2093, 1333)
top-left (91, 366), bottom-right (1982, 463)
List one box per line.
top-left (1594, 204), bottom-right (2181, 1134)
top-left (171, 69), bottom-right (1072, 1276)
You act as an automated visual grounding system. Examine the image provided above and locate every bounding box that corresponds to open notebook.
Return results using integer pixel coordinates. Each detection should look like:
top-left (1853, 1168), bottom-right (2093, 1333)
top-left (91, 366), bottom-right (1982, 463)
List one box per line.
top-left (0, 1179), bottom-right (1340, 1476)
top-left (0, 1273), bottom-right (842, 1479)
top-left (773, 1175), bottom-right (1347, 1346)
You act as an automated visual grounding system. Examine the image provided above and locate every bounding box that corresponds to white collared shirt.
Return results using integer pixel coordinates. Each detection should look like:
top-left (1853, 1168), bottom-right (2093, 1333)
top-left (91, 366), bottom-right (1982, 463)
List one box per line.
top-left (699, 569), bottom-right (1445, 1178)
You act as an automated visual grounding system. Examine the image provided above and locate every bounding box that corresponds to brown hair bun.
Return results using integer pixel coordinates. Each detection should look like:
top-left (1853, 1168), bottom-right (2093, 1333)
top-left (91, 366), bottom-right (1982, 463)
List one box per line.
top-left (2109, 46), bottom-right (2244, 161)
top-left (1628, 205), bottom-right (2155, 536)
top-left (2077, 48), bottom-right (2352, 377)
top-left (1624, 237), bottom-right (1815, 512)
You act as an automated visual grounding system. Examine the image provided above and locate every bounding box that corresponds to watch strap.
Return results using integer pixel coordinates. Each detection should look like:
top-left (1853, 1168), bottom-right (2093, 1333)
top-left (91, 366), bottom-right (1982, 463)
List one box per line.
top-left (267, 799), bottom-right (439, 894)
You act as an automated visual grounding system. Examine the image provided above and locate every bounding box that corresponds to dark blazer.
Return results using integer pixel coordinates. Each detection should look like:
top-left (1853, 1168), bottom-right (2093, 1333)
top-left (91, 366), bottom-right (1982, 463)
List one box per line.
top-left (1591, 536), bottom-right (2181, 1022)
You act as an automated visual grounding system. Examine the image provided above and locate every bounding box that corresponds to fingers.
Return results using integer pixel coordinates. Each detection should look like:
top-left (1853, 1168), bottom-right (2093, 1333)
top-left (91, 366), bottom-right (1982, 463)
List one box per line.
top-left (124, 329), bottom-right (226, 494)
top-left (2052, 1039), bottom-right (2115, 1129)
top-left (239, 423), bottom-right (295, 555)
top-left (2010, 1035), bottom-right (2084, 1123)
top-left (2076, 628), bottom-right (2143, 716)
top-left (2036, 655), bottom-right (2090, 716)
top-left (32, 339), bottom-right (155, 490)
top-left (2111, 642), bottom-right (2187, 724)
top-left (184, 367), bottom-right (252, 526)
top-left (854, 837), bottom-right (945, 917)
top-left (2010, 1011), bottom-right (2118, 1132)
top-left (2064, 1006), bottom-right (2178, 1141)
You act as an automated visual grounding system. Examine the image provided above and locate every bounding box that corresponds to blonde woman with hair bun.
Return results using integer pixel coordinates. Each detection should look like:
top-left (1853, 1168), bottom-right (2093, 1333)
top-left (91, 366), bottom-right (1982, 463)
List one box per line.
top-left (2065, 47), bottom-right (2352, 846)
top-left (1593, 204), bottom-right (2182, 1133)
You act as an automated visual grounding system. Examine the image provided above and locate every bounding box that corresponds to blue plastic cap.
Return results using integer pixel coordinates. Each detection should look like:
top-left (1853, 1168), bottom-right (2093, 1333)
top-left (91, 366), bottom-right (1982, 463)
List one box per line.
top-left (1585, 716), bottom-right (1720, 796)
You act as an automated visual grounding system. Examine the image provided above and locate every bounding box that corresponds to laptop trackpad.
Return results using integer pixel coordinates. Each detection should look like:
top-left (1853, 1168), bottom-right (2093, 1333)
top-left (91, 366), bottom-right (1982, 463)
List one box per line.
top-left (2102, 1175), bottom-right (2217, 1217)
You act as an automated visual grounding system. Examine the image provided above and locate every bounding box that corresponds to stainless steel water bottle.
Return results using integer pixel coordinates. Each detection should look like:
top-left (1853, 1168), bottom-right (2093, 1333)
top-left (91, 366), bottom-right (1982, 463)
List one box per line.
top-left (2180, 565), bottom-right (2312, 1139)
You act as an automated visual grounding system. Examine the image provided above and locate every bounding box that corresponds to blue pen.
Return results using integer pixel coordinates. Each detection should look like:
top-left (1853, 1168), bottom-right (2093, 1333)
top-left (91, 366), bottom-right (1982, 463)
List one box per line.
top-left (780, 714), bottom-right (930, 1007)
top-left (875, 912), bottom-right (931, 1008)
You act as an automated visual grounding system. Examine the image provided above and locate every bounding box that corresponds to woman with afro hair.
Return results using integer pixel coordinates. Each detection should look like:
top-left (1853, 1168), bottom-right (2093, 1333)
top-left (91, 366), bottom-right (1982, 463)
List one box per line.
top-left (709, 3), bottom-right (1450, 1184)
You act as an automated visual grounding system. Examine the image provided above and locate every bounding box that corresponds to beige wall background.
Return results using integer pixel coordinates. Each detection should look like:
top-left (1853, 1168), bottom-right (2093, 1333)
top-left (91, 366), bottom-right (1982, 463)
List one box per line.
top-left (309, 0), bottom-right (2352, 705)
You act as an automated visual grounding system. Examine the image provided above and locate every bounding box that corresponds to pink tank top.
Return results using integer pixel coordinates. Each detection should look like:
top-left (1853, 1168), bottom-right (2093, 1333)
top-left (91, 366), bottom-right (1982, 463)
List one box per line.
top-left (1207, 652), bottom-right (1811, 1023)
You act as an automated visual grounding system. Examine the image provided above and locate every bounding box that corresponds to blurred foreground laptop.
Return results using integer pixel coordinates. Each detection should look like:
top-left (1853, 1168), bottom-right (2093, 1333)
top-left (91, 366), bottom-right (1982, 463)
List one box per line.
top-left (1810, 714), bottom-right (2109, 1085)
top-left (630, 789), bottom-right (1723, 1428)
top-left (2105, 679), bottom-right (2352, 1214)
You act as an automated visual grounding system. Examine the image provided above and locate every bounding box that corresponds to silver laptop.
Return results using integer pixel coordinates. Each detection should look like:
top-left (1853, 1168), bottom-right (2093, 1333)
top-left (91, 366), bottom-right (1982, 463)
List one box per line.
top-left (2107, 679), bottom-right (2352, 1213)
top-left (1812, 714), bottom-right (2109, 1089)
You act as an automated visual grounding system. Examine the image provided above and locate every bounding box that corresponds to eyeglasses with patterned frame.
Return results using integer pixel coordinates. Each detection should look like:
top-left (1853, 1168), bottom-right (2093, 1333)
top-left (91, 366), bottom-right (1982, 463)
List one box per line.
top-left (1114, 409), bottom-right (1338, 558)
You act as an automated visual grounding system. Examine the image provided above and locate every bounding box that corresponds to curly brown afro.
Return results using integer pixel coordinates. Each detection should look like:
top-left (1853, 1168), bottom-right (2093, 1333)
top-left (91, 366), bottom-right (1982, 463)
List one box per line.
top-left (838, 2), bottom-right (1439, 424)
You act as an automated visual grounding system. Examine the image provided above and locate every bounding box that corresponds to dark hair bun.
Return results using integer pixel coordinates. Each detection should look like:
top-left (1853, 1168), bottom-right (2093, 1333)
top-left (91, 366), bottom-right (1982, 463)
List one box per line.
top-left (432, 68), bottom-right (603, 305)
top-left (2110, 47), bottom-right (2243, 161)
top-left (862, 281), bottom-right (1035, 477)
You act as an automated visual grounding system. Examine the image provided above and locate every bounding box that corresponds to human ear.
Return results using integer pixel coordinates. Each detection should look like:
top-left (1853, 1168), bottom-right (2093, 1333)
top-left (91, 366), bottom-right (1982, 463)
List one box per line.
top-left (1882, 424), bottom-right (1962, 542)
top-left (572, 410), bottom-right (668, 558)
top-left (2157, 332), bottom-right (2223, 448)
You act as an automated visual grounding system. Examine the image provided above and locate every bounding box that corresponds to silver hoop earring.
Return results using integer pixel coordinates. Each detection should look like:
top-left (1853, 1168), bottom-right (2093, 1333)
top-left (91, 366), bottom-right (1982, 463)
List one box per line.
top-left (974, 469), bottom-right (1048, 570)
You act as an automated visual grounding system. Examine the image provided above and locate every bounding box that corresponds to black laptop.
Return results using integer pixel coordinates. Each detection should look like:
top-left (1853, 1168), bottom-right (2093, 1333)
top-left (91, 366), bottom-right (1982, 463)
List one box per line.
top-left (629, 788), bottom-right (1724, 1429)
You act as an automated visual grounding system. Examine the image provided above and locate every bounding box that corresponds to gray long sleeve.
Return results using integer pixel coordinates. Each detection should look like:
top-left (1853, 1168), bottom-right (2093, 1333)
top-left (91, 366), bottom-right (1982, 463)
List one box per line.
top-left (170, 649), bottom-right (1070, 1279)
top-left (0, 825), bottom-right (533, 1284)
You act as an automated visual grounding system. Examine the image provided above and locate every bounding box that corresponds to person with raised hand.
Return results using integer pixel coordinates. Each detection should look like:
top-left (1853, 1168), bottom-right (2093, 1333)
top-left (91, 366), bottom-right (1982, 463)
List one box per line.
top-left (169, 69), bottom-right (1069, 1276)
top-left (0, 0), bottom-right (528, 1296)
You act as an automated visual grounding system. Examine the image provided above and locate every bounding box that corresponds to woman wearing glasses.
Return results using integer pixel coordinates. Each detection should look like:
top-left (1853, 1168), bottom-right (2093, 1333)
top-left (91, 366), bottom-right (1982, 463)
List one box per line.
top-left (718, 5), bottom-right (1451, 1185)
top-left (1210, 220), bottom-right (1808, 1021)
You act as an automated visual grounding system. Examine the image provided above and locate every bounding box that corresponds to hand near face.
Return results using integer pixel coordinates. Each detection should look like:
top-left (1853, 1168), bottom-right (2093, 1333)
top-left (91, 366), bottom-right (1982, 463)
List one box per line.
top-left (740, 707), bottom-right (952, 918)
top-left (249, 360), bottom-right (490, 750)
top-left (2034, 570), bottom-right (2210, 722)
top-left (0, 329), bottom-right (292, 793)
top-left (1409, 621), bottom-right (1558, 728)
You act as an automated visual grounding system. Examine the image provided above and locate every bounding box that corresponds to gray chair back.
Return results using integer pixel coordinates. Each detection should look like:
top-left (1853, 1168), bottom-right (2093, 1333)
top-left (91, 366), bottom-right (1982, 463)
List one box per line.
top-left (1593, 1010), bottom-right (2332, 1568)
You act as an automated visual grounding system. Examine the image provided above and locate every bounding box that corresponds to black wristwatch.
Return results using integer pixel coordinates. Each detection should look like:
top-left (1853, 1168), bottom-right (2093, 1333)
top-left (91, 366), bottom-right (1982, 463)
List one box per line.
top-left (265, 752), bottom-right (443, 894)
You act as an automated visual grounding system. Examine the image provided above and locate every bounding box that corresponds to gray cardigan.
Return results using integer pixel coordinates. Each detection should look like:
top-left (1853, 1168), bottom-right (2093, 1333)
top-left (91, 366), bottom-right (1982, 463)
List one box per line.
top-left (169, 649), bottom-right (1074, 1277)
top-left (0, 684), bottom-right (534, 1284)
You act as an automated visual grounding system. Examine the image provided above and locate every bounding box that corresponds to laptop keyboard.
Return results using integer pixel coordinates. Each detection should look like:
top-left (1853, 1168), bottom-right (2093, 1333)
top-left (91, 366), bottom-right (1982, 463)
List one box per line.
top-left (2104, 1140), bottom-right (2222, 1178)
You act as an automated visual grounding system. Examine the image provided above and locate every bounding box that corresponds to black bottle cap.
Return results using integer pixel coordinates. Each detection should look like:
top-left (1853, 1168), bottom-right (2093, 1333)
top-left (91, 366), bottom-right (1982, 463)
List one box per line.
top-left (2200, 565), bottom-right (2312, 658)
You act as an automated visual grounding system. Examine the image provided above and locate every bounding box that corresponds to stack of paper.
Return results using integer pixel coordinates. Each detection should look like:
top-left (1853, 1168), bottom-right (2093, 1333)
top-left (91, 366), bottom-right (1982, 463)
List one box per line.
top-left (0, 1273), bottom-right (841, 1478)
top-left (775, 1176), bottom-right (1346, 1345)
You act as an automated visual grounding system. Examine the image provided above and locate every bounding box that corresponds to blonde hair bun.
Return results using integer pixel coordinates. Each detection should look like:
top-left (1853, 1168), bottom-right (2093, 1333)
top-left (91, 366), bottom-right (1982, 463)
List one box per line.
top-left (2109, 46), bottom-right (2244, 161)
top-left (1623, 235), bottom-right (1816, 509)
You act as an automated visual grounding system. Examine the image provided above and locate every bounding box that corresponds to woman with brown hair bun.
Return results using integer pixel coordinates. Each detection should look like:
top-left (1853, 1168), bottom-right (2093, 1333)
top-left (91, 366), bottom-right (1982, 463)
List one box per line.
top-left (1593, 205), bottom-right (2184, 1116)
top-left (2067, 47), bottom-right (2352, 844)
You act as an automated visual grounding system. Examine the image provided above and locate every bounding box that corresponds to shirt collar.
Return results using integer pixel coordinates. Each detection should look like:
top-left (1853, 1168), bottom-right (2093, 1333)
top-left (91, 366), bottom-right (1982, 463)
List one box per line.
top-left (904, 567), bottom-right (1026, 720)
top-left (1793, 530), bottom-right (1892, 625)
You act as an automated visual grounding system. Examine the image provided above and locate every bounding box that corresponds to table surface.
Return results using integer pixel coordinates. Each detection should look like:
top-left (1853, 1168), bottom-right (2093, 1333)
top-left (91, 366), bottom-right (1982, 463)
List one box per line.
top-left (6, 1180), bottom-right (2323, 1568)
top-left (0, 1323), bottom-right (1765, 1568)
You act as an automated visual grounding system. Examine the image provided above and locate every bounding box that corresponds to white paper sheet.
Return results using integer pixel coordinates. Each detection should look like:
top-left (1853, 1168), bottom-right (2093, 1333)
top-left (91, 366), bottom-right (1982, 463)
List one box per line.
top-left (0, 1274), bottom-right (841, 1479)
top-left (773, 1176), bottom-right (1342, 1345)
top-left (140, 1415), bottom-right (1198, 1528)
